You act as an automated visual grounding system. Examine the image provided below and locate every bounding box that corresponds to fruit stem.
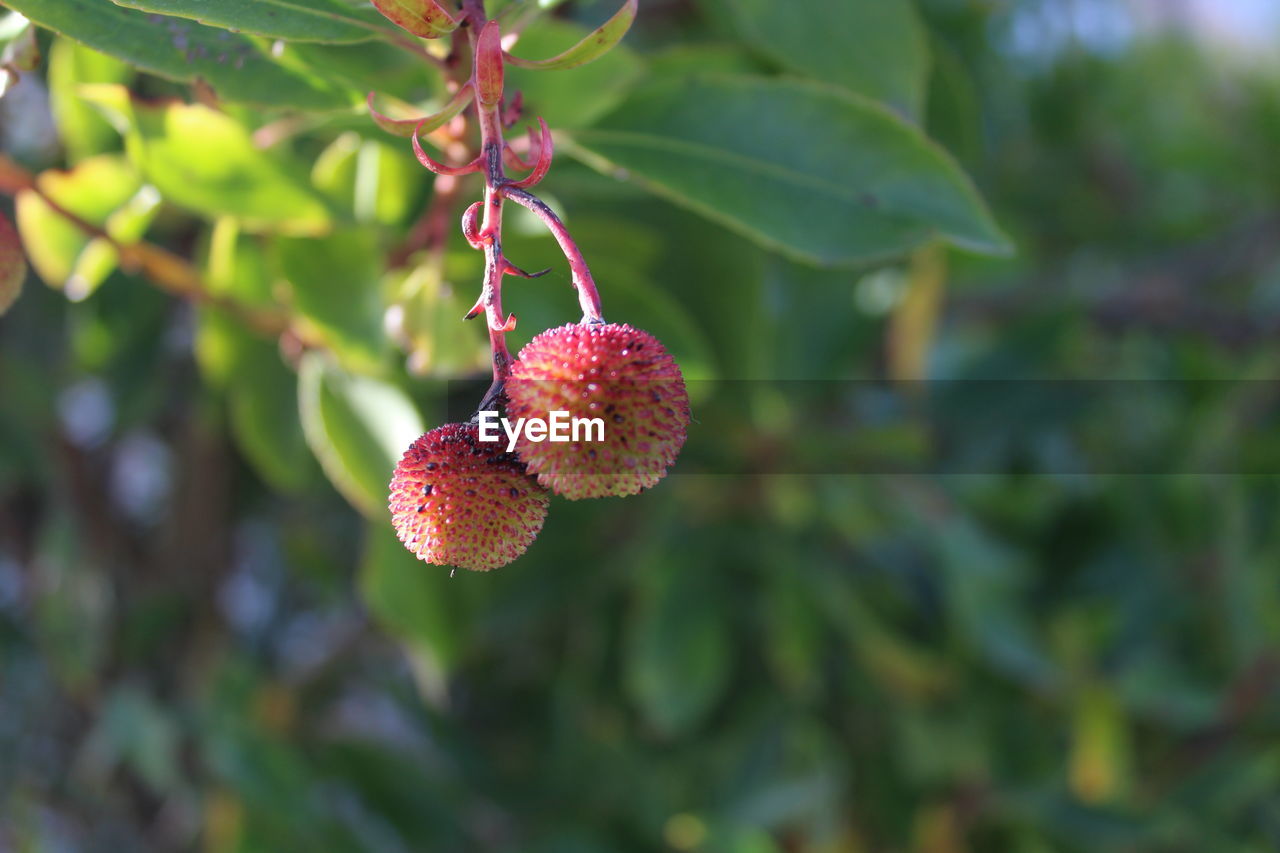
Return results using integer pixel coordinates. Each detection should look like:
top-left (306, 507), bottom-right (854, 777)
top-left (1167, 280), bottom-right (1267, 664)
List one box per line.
top-left (455, 0), bottom-right (607, 405)
top-left (501, 185), bottom-right (604, 324)
top-left (476, 100), bottom-right (514, 383)
top-left (463, 7), bottom-right (518, 401)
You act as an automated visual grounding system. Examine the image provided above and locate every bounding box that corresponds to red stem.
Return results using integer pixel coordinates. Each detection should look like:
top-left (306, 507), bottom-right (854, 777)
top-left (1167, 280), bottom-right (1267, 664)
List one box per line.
top-left (500, 185), bottom-right (603, 324)
top-left (476, 101), bottom-right (514, 382)
top-left (451, 0), bottom-right (607, 402)
top-left (462, 8), bottom-right (517, 390)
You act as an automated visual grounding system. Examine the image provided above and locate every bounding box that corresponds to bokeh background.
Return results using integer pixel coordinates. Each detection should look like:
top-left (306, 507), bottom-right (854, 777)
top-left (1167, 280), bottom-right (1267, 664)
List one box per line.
top-left (3, 0), bottom-right (1280, 850)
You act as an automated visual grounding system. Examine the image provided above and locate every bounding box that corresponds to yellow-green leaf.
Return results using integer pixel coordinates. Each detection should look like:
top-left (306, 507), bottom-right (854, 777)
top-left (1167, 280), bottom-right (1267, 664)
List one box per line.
top-left (504, 0), bottom-right (636, 71)
top-left (80, 85), bottom-right (333, 234)
top-left (14, 154), bottom-right (142, 297)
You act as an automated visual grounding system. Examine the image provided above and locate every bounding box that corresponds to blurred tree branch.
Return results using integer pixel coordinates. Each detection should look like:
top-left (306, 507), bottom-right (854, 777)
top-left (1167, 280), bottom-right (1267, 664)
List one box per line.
top-left (0, 153), bottom-right (317, 345)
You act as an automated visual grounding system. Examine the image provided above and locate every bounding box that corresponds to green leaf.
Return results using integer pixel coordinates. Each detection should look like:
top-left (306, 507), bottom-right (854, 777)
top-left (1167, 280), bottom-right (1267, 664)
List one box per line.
top-left (760, 566), bottom-right (823, 699)
top-left (626, 557), bottom-right (732, 738)
top-left (360, 523), bottom-right (471, 678)
top-left (298, 353), bottom-right (424, 517)
top-left (62, 183), bottom-right (162, 301)
top-left (506, 19), bottom-right (642, 129)
top-left (204, 217), bottom-right (277, 306)
top-left (712, 0), bottom-right (930, 118)
top-left (291, 37), bottom-right (430, 98)
top-left (647, 42), bottom-right (763, 79)
top-left (499, 214), bottom-right (717, 380)
top-left (311, 132), bottom-right (425, 225)
top-left (48, 38), bottom-right (133, 163)
top-left (275, 230), bottom-right (385, 371)
top-left (48, 38), bottom-right (134, 163)
top-left (195, 306), bottom-right (260, 389)
top-left (15, 191), bottom-right (87, 293)
top-left (229, 352), bottom-right (317, 493)
top-left (195, 223), bottom-right (314, 492)
top-left (569, 75), bottom-right (1012, 266)
top-left (366, 85), bottom-right (475, 139)
top-left (504, 0), bottom-right (636, 71)
top-left (931, 515), bottom-right (1060, 690)
top-left (394, 260), bottom-right (490, 377)
top-left (109, 0), bottom-right (391, 44)
top-left (80, 86), bottom-right (333, 234)
top-left (14, 154), bottom-right (142, 297)
top-left (370, 0), bottom-right (458, 39)
top-left (7, 0), bottom-right (354, 109)
top-left (926, 39), bottom-right (983, 168)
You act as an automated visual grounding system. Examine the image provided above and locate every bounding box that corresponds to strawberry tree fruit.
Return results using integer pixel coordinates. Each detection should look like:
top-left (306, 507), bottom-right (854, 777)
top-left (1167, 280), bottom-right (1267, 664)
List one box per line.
top-left (375, 1), bottom-right (680, 565)
top-left (389, 422), bottom-right (549, 572)
top-left (505, 323), bottom-right (690, 500)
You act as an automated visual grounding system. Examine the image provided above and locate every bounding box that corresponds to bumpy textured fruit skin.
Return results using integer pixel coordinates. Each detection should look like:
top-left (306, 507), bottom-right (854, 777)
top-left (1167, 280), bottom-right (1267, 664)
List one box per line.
top-left (389, 422), bottom-right (549, 571)
top-left (505, 322), bottom-right (690, 499)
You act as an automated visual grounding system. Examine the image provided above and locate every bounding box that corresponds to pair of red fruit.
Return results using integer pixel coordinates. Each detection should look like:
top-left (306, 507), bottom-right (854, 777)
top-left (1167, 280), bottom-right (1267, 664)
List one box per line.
top-left (389, 321), bottom-right (690, 571)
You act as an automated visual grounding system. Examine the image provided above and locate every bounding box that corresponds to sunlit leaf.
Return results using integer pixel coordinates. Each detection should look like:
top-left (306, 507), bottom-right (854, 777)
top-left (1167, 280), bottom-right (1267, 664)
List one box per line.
top-left (109, 0), bottom-right (392, 44)
top-left (311, 132), bottom-right (425, 225)
top-left (370, 0), bottom-right (458, 39)
top-left (276, 230), bottom-right (385, 371)
top-left (506, 19), bottom-right (642, 129)
top-left (298, 353), bottom-right (424, 517)
top-left (7, 0), bottom-right (354, 108)
top-left (80, 85), bottom-right (333, 234)
top-left (47, 39), bottom-right (133, 163)
top-left (504, 0), bottom-right (636, 71)
top-left (14, 154), bottom-right (141, 296)
top-left (394, 260), bottom-right (490, 377)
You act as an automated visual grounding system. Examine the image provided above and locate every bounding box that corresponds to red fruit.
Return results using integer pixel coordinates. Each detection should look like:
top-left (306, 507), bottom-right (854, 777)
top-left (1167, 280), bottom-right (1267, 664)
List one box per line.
top-left (389, 422), bottom-right (549, 571)
top-left (505, 322), bottom-right (690, 499)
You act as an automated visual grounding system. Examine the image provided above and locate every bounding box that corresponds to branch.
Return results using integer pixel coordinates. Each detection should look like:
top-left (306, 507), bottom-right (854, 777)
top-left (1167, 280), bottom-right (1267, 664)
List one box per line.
top-left (471, 19), bottom-right (516, 387)
top-left (0, 153), bottom-right (300, 341)
top-left (398, 2), bottom-right (610, 400)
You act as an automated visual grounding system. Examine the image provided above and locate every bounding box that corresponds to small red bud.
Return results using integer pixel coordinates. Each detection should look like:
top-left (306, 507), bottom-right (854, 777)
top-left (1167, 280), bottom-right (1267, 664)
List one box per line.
top-left (475, 21), bottom-right (505, 109)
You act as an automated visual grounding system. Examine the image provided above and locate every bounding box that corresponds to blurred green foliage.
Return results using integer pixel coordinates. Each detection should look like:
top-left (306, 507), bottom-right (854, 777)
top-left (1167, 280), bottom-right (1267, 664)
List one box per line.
top-left (2, 1), bottom-right (1280, 851)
